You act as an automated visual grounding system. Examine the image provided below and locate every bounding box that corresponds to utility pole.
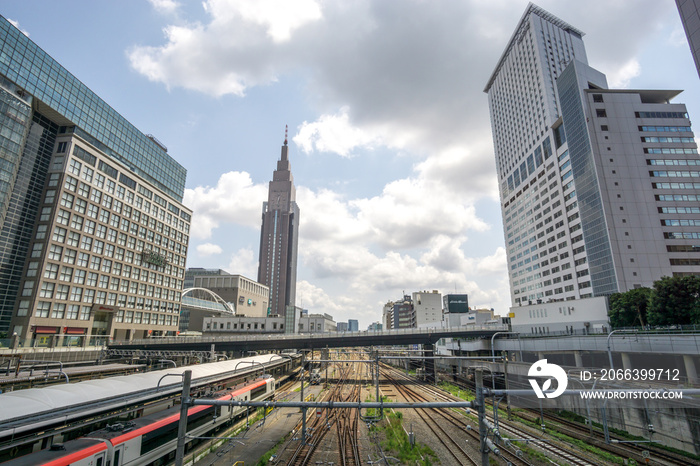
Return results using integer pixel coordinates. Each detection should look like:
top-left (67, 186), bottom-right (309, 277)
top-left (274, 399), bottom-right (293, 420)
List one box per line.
top-left (503, 350), bottom-right (511, 420)
top-left (476, 368), bottom-right (489, 466)
top-left (175, 370), bottom-right (192, 466)
top-left (300, 351), bottom-right (306, 444)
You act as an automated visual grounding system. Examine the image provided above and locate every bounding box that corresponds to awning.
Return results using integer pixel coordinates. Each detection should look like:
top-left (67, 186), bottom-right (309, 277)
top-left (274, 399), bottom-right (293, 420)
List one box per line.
top-left (34, 326), bottom-right (58, 334)
top-left (65, 327), bottom-right (87, 335)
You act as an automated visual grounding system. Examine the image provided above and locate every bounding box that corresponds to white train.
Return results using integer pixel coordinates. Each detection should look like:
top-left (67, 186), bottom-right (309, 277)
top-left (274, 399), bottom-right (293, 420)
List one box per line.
top-left (0, 353), bottom-right (300, 463)
top-left (4, 376), bottom-right (274, 466)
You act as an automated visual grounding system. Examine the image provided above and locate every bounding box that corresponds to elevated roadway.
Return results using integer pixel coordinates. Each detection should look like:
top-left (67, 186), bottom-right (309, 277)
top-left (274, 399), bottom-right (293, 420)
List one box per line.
top-left (108, 325), bottom-right (508, 353)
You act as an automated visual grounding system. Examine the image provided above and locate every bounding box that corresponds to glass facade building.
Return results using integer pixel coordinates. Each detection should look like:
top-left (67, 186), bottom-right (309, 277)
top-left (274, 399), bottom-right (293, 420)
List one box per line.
top-left (0, 16), bottom-right (191, 341)
top-left (0, 16), bottom-right (186, 202)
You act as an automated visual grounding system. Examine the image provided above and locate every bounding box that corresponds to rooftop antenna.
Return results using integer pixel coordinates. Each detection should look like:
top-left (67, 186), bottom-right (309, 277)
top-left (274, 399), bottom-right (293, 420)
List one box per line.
top-left (284, 124), bottom-right (288, 146)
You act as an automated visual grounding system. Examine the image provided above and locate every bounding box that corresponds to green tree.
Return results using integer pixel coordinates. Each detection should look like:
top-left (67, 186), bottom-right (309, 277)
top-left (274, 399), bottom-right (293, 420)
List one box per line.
top-left (608, 288), bottom-right (652, 328)
top-left (647, 275), bottom-right (700, 326)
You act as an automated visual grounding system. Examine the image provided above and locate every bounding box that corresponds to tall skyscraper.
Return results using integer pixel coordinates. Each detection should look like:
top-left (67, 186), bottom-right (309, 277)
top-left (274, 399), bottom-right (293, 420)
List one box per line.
top-left (0, 16), bottom-right (191, 344)
top-left (485, 5), bottom-right (700, 332)
top-left (676, 0), bottom-right (700, 78)
top-left (258, 128), bottom-right (300, 318)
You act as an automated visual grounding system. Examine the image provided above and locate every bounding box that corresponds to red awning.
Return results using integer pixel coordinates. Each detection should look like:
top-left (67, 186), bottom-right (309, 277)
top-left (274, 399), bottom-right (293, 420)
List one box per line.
top-left (65, 327), bottom-right (87, 335)
top-left (34, 326), bottom-right (59, 334)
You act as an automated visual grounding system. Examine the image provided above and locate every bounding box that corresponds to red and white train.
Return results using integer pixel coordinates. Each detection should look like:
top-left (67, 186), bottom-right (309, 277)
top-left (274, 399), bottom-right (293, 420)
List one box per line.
top-left (4, 376), bottom-right (274, 466)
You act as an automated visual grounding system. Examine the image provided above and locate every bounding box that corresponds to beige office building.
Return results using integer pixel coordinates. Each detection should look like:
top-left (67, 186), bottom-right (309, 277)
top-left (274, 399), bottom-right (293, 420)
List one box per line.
top-left (10, 134), bottom-right (191, 346)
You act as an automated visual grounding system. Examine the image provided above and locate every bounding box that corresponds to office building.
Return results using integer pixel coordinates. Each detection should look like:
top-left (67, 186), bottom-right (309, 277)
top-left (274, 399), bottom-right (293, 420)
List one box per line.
top-left (0, 16), bottom-right (191, 344)
top-left (677, 0), bottom-right (700, 78)
top-left (367, 322), bottom-right (382, 332)
top-left (442, 294), bottom-right (469, 314)
top-left (382, 295), bottom-right (415, 330)
top-left (484, 4), bottom-right (699, 332)
top-left (257, 128), bottom-right (300, 318)
top-left (348, 319), bottom-right (359, 332)
top-left (412, 290), bottom-right (442, 327)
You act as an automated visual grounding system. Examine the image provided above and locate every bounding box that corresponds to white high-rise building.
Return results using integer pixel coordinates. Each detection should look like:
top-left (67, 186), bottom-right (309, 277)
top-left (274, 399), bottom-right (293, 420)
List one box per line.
top-left (485, 4), bottom-right (700, 333)
top-left (413, 290), bottom-right (442, 327)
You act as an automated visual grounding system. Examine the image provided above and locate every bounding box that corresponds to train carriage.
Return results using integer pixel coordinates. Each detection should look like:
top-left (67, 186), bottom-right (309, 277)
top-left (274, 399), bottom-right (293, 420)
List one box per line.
top-left (4, 376), bottom-right (274, 466)
top-left (0, 353), bottom-right (299, 463)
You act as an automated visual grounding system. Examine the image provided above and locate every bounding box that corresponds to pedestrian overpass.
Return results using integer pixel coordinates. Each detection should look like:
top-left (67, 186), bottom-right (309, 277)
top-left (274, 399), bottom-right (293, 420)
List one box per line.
top-left (108, 325), bottom-right (509, 353)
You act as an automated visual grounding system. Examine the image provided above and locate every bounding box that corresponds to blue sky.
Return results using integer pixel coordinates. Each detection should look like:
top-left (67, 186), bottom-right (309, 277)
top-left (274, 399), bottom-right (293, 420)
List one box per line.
top-left (2, 0), bottom-right (698, 328)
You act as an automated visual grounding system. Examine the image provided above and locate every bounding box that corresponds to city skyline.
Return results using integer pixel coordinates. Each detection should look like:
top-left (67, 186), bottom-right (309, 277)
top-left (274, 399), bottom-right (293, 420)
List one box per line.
top-left (2, 0), bottom-right (697, 328)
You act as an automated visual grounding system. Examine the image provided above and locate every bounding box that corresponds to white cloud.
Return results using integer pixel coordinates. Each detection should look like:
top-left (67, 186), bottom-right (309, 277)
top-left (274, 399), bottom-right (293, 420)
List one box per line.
top-left (196, 243), bottom-right (223, 256)
top-left (205, 0), bottom-right (323, 43)
top-left (294, 107), bottom-right (381, 157)
top-left (183, 171), bottom-right (267, 239)
top-left (148, 0), bottom-right (180, 15)
top-left (607, 58), bottom-right (641, 89)
top-left (227, 247), bottom-right (258, 278)
top-left (296, 280), bottom-right (345, 313)
top-left (669, 25), bottom-right (689, 48)
top-left (7, 19), bottom-right (29, 36)
top-left (129, 0), bottom-right (672, 159)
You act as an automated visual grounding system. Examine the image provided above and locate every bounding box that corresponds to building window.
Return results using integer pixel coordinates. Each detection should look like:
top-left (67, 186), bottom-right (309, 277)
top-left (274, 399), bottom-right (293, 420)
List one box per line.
top-left (36, 301), bottom-right (51, 318)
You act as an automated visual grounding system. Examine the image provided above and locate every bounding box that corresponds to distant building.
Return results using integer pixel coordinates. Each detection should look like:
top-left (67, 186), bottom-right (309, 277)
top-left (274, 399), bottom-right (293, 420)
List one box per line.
top-left (463, 309), bottom-right (498, 326)
top-left (185, 268), bottom-right (269, 318)
top-left (443, 294), bottom-right (469, 314)
top-left (348, 319), bottom-right (359, 332)
top-left (367, 322), bottom-right (382, 332)
top-left (337, 321), bottom-right (348, 332)
top-left (389, 295), bottom-right (414, 329)
top-left (382, 302), bottom-right (394, 330)
top-left (204, 314), bottom-right (285, 335)
top-left (201, 309), bottom-right (334, 335)
top-left (443, 293), bottom-right (470, 328)
top-left (413, 290), bottom-right (442, 327)
top-left (299, 313), bottom-right (336, 333)
top-left (258, 129), bottom-right (300, 318)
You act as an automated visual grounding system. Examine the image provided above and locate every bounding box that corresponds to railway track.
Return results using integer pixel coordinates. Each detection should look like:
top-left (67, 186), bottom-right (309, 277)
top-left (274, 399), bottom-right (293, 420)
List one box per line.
top-left (380, 368), bottom-right (480, 464)
top-left (380, 365), bottom-right (533, 465)
top-left (283, 357), bottom-right (362, 466)
top-left (519, 408), bottom-right (699, 466)
top-left (383, 364), bottom-right (606, 465)
top-left (447, 371), bottom-right (698, 465)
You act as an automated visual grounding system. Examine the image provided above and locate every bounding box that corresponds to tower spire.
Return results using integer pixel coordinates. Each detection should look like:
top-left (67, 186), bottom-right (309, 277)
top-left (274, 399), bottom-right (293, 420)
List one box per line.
top-left (284, 124), bottom-right (288, 146)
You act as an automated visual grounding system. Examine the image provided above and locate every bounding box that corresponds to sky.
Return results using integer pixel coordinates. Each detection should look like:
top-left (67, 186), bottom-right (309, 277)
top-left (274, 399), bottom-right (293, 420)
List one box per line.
top-left (1, 0), bottom-right (698, 328)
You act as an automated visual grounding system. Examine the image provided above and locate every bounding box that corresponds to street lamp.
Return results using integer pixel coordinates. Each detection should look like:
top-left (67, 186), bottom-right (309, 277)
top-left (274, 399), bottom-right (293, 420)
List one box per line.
top-left (606, 329), bottom-right (637, 370)
top-left (490, 331), bottom-right (523, 361)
